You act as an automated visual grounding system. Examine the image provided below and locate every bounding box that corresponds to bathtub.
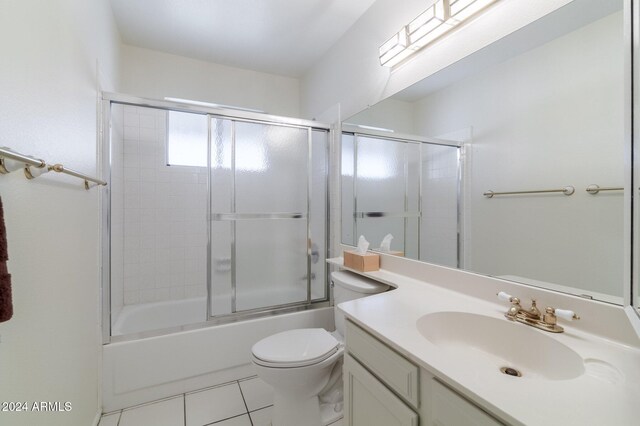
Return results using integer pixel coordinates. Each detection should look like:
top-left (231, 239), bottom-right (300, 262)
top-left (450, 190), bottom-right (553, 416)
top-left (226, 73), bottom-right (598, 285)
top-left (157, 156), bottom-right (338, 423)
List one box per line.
top-left (112, 288), bottom-right (325, 336)
top-left (112, 297), bottom-right (208, 336)
top-left (103, 302), bottom-right (334, 411)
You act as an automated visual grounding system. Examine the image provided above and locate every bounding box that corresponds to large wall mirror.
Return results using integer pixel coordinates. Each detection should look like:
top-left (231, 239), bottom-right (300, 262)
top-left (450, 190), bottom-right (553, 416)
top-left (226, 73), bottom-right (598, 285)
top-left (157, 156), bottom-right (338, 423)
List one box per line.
top-left (342, 0), bottom-right (628, 304)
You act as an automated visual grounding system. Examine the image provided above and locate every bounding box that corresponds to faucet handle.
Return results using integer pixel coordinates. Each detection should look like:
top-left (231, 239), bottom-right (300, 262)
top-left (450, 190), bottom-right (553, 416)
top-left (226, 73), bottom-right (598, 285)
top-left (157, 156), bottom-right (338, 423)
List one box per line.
top-left (552, 308), bottom-right (580, 321)
top-left (497, 291), bottom-right (517, 303)
top-left (542, 307), bottom-right (580, 331)
top-left (497, 292), bottom-right (521, 318)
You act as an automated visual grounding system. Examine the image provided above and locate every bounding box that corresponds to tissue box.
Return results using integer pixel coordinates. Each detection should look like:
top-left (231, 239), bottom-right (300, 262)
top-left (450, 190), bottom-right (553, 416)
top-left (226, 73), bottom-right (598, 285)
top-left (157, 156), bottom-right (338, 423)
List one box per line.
top-left (343, 251), bottom-right (380, 272)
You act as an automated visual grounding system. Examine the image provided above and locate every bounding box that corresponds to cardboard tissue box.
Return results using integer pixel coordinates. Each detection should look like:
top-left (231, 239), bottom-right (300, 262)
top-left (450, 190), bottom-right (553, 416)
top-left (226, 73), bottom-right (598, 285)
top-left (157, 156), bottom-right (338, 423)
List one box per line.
top-left (343, 250), bottom-right (380, 272)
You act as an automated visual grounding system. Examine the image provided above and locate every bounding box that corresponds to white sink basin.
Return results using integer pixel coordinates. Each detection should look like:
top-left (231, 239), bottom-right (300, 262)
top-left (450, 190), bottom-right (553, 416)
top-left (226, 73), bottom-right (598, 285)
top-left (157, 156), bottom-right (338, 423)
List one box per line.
top-left (416, 312), bottom-right (585, 380)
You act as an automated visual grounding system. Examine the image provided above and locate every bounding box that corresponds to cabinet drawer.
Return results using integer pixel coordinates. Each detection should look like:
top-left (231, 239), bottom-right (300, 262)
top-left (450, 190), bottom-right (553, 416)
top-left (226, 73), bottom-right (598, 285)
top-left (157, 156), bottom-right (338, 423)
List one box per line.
top-left (344, 354), bottom-right (419, 426)
top-left (345, 320), bottom-right (419, 408)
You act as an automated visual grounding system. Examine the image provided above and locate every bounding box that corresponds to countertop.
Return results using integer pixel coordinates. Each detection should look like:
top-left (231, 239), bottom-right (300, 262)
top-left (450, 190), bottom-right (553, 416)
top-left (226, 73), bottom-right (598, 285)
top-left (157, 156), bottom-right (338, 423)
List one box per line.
top-left (329, 258), bottom-right (640, 425)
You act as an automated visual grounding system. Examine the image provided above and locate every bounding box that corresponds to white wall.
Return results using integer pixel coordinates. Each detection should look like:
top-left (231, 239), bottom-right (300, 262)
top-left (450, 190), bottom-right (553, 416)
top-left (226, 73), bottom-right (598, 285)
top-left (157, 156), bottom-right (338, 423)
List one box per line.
top-left (413, 11), bottom-right (624, 298)
top-left (120, 45), bottom-right (301, 117)
top-left (300, 0), bottom-right (574, 120)
top-left (344, 98), bottom-right (415, 133)
top-left (0, 0), bottom-right (120, 425)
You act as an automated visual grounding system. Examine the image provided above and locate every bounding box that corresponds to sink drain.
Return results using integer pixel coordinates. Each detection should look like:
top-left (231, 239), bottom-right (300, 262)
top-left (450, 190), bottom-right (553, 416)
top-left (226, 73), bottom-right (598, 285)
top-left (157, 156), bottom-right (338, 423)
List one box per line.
top-left (500, 367), bottom-right (522, 377)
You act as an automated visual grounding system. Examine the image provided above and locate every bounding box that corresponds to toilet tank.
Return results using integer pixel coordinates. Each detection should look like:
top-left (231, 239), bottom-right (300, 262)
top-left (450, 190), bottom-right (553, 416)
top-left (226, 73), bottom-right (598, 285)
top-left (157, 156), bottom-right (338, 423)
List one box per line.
top-left (331, 271), bottom-right (389, 337)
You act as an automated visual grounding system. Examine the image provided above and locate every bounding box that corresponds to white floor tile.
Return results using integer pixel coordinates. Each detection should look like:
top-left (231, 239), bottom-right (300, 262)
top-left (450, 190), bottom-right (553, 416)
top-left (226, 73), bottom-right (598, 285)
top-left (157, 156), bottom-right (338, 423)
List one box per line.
top-left (249, 405), bottom-right (273, 426)
top-left (239, 377), bottom-right (274, 411)
top-left (120, 396), bottom-right (184, 426)
top-left (98, 412), bottom-right (121, 426)
top-left (211, 414), bottom-right (252, 426)
top-left (185, 382), bottom-right (247, 426)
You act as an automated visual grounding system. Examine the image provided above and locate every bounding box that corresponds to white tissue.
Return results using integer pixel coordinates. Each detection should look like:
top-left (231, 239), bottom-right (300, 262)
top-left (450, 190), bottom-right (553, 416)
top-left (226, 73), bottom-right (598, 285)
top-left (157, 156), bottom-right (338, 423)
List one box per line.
top-left (356, 235), bottom-right (370, 255)
top-left (379, 234), bottom-right (394, 252)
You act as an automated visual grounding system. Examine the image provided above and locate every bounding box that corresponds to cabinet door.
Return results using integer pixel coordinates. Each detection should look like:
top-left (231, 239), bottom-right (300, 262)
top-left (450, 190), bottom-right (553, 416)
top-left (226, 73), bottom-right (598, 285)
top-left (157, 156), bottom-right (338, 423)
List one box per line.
top-left (429, 380), bottom-right (503, 426)
top-left (344, 354), bottom-right (419, 426)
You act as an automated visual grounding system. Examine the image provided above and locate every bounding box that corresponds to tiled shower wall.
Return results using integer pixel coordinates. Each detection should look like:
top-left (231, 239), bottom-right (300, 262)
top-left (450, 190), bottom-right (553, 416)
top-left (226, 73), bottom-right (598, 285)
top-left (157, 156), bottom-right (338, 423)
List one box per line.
top-left (113, 105), bottom-right (208, 306)
top-left (111, 107), bottom-right (125, 317)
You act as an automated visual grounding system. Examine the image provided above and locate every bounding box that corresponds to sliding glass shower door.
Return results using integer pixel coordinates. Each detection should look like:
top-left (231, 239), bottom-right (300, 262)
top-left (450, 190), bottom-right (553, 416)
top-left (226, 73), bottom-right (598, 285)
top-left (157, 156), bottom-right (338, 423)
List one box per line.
top-left (209, 117), bottom-right (327, 317)
top-left (104, 94), bottom-right (329, 341)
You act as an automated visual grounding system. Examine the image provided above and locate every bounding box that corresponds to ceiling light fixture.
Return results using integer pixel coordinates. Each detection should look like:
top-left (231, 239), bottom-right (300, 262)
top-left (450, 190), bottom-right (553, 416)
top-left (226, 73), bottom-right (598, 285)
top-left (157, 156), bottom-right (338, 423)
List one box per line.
top-left (379, 0), bottom-right (498, 67)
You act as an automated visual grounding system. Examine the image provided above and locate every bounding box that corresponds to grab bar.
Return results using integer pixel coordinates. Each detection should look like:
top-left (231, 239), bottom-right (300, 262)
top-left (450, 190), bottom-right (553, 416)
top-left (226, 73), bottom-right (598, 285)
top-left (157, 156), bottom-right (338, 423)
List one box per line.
top-left (484, 186), bottom-right (575, 198)
top-left (211, 213), bottom-right (306, 220)
top-left (585, 184), bottom-right (623, 195)
top-left (354, 211), bottom-right (421, 218)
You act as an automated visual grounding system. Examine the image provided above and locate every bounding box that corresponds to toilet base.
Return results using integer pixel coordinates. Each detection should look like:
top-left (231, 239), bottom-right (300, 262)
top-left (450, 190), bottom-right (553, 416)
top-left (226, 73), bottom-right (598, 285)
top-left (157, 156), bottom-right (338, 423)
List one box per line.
top-left (272, 393), bottom-right (321, 426)
top-left (320, 401), bottom-right (343, 425)
top-left (270, 397), bottom-right (342, 426)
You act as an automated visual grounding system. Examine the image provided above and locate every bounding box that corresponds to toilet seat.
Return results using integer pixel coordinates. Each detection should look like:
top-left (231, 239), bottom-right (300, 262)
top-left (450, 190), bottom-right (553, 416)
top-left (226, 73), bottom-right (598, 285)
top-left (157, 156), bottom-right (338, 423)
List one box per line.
top-left (252, 328), bottom-right (340, 368)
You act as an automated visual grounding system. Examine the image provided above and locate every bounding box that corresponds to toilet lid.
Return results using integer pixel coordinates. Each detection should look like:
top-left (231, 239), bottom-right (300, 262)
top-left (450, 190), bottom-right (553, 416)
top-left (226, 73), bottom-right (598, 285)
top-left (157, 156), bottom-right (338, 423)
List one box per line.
top-left (252, 328), bottom-right (339, 367)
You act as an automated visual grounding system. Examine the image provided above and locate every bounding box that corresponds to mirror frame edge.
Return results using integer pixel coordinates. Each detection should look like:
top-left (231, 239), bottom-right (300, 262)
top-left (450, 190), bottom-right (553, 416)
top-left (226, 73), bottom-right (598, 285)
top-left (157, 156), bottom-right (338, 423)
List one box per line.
top-left (629, 0), bottom-right (640, 332)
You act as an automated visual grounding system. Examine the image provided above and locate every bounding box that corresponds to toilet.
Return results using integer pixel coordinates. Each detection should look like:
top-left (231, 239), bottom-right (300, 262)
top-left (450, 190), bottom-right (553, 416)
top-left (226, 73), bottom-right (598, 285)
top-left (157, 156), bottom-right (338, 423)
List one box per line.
top-left (251, 271), bottom-right (389, 426)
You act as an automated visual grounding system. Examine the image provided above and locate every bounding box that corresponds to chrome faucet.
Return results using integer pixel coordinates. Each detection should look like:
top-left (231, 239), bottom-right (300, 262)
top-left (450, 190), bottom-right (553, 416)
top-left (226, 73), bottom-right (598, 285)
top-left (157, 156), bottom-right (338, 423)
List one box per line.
top-left (497, 292), bottom-right (579, 333)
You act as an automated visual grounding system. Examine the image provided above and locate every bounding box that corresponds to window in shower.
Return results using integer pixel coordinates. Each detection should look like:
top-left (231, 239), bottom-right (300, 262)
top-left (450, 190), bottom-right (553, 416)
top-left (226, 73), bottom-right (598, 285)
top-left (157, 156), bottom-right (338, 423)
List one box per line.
top-left (166, 111), bottom-right (208, 167)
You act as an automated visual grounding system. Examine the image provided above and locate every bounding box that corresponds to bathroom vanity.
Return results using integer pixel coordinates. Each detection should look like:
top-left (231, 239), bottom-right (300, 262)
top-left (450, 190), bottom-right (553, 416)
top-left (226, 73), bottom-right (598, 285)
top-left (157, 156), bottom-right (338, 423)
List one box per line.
top-left (344, 320), bottom-right (501, 426)
top-left (330, 256), bottom-right (640, 426)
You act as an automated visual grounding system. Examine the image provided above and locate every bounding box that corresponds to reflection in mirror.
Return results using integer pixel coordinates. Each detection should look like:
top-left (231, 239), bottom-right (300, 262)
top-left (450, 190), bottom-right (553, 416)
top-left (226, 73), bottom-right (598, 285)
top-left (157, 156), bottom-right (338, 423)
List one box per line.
top-left (342, 128), bottom-right (460, 266)
top-left (342, 0), bottom-right (625, 303)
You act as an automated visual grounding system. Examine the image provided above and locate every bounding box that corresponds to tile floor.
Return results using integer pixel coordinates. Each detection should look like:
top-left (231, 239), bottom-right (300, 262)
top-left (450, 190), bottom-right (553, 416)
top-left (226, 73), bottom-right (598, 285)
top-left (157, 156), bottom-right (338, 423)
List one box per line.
top-left (98, 376), bottom-right (343, 426)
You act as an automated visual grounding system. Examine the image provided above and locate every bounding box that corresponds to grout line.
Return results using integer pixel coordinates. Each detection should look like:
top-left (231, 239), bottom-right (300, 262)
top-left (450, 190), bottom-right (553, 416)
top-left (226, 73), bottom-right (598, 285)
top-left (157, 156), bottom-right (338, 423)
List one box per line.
top-left (105, 375), bottom-right (258, 421)
top-left (186, 376), bottom-right (254, 396)
top-left (121, 394), bottom-right (183, 412)
top-left (248, 404), bottom-right (273, 414)
top-left (203, 412), bottom-right (251, 426)
top-left (183, 393), bottom-right (186, 426)
top-left (236, 380), bottom-right (253, 426)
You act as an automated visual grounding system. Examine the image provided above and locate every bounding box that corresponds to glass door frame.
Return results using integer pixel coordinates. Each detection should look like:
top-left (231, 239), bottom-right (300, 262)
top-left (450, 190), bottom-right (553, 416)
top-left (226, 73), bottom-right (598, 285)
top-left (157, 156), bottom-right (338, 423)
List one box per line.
top-left (100, 92), bottom-right (331, 344)
top-left (206, 115), bottom-right (324, 319)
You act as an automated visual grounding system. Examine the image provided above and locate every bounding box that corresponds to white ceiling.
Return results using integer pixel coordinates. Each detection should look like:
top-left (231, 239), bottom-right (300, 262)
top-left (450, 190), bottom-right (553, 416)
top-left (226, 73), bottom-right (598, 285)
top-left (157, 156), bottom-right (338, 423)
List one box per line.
top-left (109, 0), bottom-right (376, 78)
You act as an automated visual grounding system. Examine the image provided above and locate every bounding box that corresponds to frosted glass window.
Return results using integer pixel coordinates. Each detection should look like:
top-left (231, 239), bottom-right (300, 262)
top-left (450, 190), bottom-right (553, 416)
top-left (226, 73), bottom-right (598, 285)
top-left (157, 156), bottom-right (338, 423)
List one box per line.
top-left (167, 111), bottom-right (208, 167)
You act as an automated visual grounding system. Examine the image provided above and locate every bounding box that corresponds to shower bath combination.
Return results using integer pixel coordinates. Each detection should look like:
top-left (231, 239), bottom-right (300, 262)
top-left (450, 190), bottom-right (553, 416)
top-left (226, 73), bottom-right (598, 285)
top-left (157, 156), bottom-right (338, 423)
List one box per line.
top-left (100, 94), bottom-right (332, 410)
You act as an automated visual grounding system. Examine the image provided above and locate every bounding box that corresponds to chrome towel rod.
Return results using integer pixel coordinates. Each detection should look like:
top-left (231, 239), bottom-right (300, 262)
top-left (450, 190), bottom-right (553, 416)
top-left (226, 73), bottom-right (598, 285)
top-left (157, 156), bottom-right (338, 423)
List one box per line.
top-left (354, 211), bottom-right (422, 218)
top-left (0, 147), bottom-right (107, 190)
top-left (585, 184), bottom-right (623, 195)
top-left (484, 185), bottom-right (575, 198)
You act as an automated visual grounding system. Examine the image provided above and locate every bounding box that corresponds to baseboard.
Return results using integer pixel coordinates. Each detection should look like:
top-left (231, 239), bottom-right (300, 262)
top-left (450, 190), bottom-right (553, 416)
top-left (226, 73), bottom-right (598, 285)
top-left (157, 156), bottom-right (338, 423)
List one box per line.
top-left (92, 410), bottom-right (102, 426)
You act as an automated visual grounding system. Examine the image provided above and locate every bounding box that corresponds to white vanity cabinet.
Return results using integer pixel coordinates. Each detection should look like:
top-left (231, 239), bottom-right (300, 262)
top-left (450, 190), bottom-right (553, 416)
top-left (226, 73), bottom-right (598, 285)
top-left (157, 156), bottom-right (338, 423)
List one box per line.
top-left (344, 320), bottom-right (504, 426)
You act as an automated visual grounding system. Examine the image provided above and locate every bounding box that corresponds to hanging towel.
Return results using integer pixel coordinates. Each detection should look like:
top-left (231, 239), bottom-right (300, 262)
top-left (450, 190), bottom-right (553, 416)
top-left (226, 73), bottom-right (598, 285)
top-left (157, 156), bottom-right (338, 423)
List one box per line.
top-left (0, 196), bottom-right (13, 323)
